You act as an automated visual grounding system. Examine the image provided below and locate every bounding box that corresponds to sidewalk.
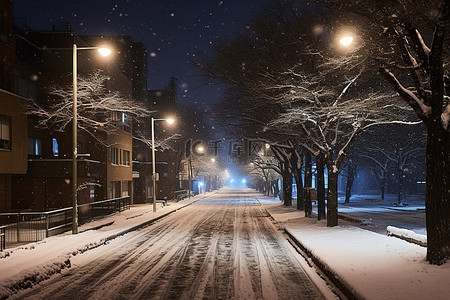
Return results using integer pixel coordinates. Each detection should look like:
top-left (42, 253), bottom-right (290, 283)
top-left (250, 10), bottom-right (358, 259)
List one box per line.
top-left (264, 200), bottom-right (450, 300)
top-left (0, 193), bottom-right (206, 299)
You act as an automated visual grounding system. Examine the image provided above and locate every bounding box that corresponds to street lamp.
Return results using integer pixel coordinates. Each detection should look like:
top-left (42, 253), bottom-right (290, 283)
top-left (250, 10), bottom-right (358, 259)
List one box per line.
top-left (72, 44), bottom-right (111, 234)
top-left (339, 36), bottom-right (354, 46)
top-left (151, 117), bottom-right (175, 212)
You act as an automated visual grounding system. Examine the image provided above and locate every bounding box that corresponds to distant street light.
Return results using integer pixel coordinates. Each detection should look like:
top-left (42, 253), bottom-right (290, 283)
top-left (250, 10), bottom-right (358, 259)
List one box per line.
top-left (197, 145), bottom-right (205, 153)
top-left (151, 117), bottom-right (175, 212)
top-left (188, 143), bottom-right (204, 198)
top-left (72, 44), bottom-right (111, 234)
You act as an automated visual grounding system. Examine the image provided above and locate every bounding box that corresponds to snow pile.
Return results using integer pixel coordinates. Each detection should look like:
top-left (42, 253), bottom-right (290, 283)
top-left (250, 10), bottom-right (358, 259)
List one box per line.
top-left (0, 232), bottom-right (113, 299)
top-left (387, 225), bottom-right (427, 247)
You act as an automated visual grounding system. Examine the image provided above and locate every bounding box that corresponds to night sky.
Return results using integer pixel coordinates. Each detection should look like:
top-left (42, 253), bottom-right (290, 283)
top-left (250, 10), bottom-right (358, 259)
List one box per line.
top-left (13, 0), bottom-right (273, 106)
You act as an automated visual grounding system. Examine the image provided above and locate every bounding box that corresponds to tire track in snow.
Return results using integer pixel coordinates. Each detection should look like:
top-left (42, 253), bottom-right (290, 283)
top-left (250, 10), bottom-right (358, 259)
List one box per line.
top-left (11, 190), bottom-right (324, 300)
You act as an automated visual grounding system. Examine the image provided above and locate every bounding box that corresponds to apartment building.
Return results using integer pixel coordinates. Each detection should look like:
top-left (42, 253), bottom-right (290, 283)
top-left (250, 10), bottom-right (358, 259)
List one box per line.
top-left (11, 26), bottom-right (135, 210)
top-left (0, 0), bottom-right (28, 211)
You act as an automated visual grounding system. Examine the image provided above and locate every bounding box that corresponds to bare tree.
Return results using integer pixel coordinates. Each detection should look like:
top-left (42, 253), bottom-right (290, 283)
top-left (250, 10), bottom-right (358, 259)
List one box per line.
top-left (363, 139), bottom-right (426, 205)
top-left (312, 0), bottom-right (450, 265)
top-left (28, 71), bottom-right (153, 146)
top-left (244, 152), bottom-right (282, 196)
top-left (360, 153), bottom-right (390, 200)
top-left (270, 78), bottom-right (415, 226)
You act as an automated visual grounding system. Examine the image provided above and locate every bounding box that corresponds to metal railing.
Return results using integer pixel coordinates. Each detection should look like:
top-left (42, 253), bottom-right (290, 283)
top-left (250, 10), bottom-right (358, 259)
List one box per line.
top-left (174, 190), bottom-right (188, 202)
top-left (0, 196), bottom-right (130, 247)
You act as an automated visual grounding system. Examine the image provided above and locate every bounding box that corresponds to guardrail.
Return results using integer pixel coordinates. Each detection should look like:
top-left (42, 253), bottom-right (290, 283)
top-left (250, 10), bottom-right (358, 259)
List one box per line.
top-left (0, 196), bottom-right (130, 247)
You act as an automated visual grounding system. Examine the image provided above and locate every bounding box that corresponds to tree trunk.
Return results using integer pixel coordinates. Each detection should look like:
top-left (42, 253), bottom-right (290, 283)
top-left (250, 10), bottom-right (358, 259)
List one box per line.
top-left (316, 154), bottom-right (326, 220)
top-left (345, 162), bottom-right (356, 204)
top-left (327, 168), bottom-right (339, 227)
top-left (425, 120), bottom-right (450, 265)
top-left (295, 169), bottom-right (304, 211)
top-left (282, 162), bottom-right (293, 206)
top-left (273, 180), bottom-right (280, 198)
top-left (381, 176), bottom-right (385, 200)
top-left (397, 168), bottom-right (404, 205)
top-left (304, 153), bottom-right (313, 217)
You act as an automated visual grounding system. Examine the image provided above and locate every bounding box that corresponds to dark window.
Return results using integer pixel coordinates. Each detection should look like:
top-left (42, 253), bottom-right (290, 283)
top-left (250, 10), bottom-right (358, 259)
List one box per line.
top-left (111, 147), bottom-right (119, 165)
top-left (109, 181), bottom-right (121, 199)
top-left (0, 10), bottom-right (7, 43)
top-left (0, 114), bottom-right (11, 150)
top-left (122, 150), bottom-right (130, 166)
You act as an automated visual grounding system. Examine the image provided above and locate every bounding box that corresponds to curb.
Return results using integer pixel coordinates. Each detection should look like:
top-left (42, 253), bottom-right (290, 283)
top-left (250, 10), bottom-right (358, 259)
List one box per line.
top-left (284, 228), bottom-right (361, 300)
top-left (338, 212), bottom-right (363, 223)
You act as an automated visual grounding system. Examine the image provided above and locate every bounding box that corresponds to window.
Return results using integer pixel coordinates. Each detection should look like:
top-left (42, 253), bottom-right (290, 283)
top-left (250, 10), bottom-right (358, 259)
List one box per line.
top-left (109, 181), bottom-right (120, 199)
top-left (0, 64), bottom-right (3, 89)
top-left (0, 11), bottom-right (7, 43)
top-left (111, 147), bottom-right (119, 165)
top-left (27, 137), bottom-right (42, 156)
top-left (110, 111), bottom-right (131, 131)
top-left (52, 138), bottom-right (59, 156)
top-left (122, 181), bottom-right (130, 197)
top-left (89, 185), bottom-right (95, 200)
top-left (0, 114), bottom-right (11, 150)
top-left (122, 150), bottom-right (130, 166)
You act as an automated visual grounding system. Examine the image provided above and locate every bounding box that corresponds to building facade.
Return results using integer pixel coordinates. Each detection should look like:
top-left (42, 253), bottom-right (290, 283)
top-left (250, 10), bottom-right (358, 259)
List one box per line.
top-left (0, 0), bottom-right (28, 211)
top-left (10, 26), bottom-right (136, 211)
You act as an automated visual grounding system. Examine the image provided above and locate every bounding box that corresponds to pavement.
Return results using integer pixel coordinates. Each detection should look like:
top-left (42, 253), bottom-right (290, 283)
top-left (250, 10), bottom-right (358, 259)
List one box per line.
top-left (2, 191), bottom-right (447, 300)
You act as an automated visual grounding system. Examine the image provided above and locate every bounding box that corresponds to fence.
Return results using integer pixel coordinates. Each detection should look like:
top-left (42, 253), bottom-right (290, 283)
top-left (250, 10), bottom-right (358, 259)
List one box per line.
top-left (0, 196), bottom-right (130, 247)
top-left (174, 190), bottom-right (189, 202)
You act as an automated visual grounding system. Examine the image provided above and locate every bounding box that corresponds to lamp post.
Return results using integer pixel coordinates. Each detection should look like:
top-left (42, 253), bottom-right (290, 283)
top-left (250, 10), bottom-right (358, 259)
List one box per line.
top-left (151, 117), bottom-right (174, 212)
top-left (72, 44), bottom-right (111, 234)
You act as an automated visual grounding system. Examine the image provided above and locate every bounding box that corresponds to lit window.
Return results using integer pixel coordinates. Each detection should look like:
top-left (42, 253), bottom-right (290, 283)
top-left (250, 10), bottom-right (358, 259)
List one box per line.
top-left (90, 185), bottom-right (95, 199)
top-left (27, 137), bottom-right (42, 156)
top-left (52, 138), bottom-right (59, 156)
top-left (0, 114), bottom-right (11, 150)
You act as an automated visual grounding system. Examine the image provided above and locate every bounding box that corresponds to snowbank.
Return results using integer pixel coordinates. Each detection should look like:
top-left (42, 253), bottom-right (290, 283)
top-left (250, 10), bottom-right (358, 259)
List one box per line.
top-left (387, 225), bottom-right (427, 247)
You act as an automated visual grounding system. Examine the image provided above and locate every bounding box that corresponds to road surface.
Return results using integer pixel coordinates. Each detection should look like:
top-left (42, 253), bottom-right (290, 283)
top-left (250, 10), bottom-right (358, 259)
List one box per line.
top-left (12, 189), bottom-right (324, 300)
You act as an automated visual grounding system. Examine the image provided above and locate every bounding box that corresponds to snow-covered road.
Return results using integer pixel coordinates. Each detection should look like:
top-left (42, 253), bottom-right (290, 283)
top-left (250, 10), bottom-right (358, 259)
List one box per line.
top-left (11, 189), bottom-right (323, 300)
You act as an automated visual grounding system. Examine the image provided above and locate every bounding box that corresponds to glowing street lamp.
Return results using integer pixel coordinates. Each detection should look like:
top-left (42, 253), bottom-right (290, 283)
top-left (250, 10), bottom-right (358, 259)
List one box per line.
top-left (151, 117), bottom-right (175, 212)
top-left (339, 36), bottom-right (354, 47)
top-left (72, 44), bottom-right (111, 234)
top-left (197, 145), bottom-right (205, 153)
